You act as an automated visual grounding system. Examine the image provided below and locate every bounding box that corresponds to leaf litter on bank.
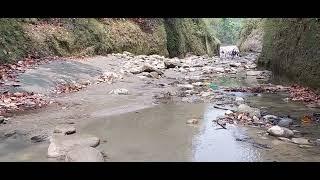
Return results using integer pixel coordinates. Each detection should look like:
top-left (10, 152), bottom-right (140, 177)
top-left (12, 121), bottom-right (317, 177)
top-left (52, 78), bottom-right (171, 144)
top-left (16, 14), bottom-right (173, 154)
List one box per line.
top-left (0, 56), bottom-right (62, 87)
top-left (0, 91), bottom-right (50, 116)
top-left (52, 81), bottom-right (89, 94)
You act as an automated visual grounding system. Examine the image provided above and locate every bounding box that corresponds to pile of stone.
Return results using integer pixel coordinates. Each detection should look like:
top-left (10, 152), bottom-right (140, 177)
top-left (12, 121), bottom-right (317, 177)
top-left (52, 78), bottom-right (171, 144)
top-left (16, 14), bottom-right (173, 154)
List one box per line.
top-left (215, 96), bottom-right (320, 148)
top-left (47, 124), bottom-right (105, 162)
top-left (113, 51), bottom-right (217, 79)
top-left (97, 72), bottom-right (123, 84)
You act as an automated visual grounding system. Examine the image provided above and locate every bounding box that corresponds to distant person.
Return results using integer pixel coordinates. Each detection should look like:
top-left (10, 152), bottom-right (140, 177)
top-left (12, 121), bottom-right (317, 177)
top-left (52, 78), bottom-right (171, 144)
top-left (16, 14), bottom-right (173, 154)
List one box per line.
top-left (221, 50), bottom-right (225, 58)
top-left (231, 49), bottom-right (237, 59)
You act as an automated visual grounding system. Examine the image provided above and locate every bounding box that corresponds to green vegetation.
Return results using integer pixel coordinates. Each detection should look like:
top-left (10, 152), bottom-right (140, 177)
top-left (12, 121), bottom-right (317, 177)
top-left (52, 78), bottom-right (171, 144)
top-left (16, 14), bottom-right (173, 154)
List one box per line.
top-left (259, 18), bottom-right (320, 89)
top-left (204, 18), bottom-right (243, 45)
top-left (0, 19), bottom-right (32, 63)
top-left (216, 18), bottom-right (243, 45)
top-left (0, 18), bottom-right (220, 64)
top-left (164, 18), bottom-right (220, 58)
top-left (237, 18), bottom-right (264, 52)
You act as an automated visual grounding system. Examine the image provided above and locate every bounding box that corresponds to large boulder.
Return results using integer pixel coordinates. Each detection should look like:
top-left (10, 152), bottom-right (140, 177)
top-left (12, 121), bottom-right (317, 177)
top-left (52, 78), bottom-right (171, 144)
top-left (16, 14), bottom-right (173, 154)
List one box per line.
top-left (237, 104), bottom-right (261, 117)
top-left (267, 125), bottom-right (294, 138)
top-left (65, 146), bottom-right (104, 162)
top-left (47, 134), bottom-right (100, 158)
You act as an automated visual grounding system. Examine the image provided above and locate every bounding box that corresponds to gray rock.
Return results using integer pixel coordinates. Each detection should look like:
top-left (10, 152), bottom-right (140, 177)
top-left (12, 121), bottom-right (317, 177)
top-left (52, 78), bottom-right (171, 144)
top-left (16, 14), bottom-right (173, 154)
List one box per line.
top-left (292, 130), bottom-right (300, 133)
top-left (164, 59), bottom-right (181, 68)
top-left (192, 82), bottom-right (204, 87)
top-left (235, 97), bottom-right (244, 105)
top-left (178, 67), bottom-right (187, 73)
top-left (156, 62), bottom-right (166, 69)
top-left (185, 90), bottom-right (195, 95)
top-left (31, 134), bottom-right (49, 143)
top-left (202, 66), bottom-right (214, 73)
top-left (263, 115), bottom-right (278, 121)
top-left (109, 88), bottom-right (129, 95)
top-left (298, 145), bottom-right (313, 148)
top-left (4, 130), bottom-right (17, 137)
top-left (237, 104), bottom-right (261, 118)
top-left (48, 134), bottom-right (100, 158)
top-left (200, 92), bottom-right (211, 97)
top-left (230, 63), bottom-right (241, 67)
top-left (213, 67), bottom-right (225, 73)
top-left (225, 110), bottom-right (233, 115)
top-left (177, 84), bottom-right (194, 90)
top-left (246, 71), bottom-right (262, 76)
top-left (65, 146), bottom-right (104, 162)
top-left (101, 72), bottom-right (122, 83)
top-left (141, 72), bottom-right (150, 77)
top-left (130, 63), bottom-right (163, 75)
top-left (282, 98), bottom-right (290, 102)
top-left (137, 75), bottom-right (147, 79)
top-left (291, 138), bottom-right (311, 145)
top-left (188, 95), bottom-right (204, 103)
top-left (267, 125), bottom-right (294, 138)
top-left (149, 71), bottom-right (160, 78)
top-left (186, 119), bottom-right (199, 124)
top-left (277, 118), bottom-right (293, 127)
top-left (316, 139), bottom-right (320, 146)
top-left (54, 125), bottom-right (76, 135)
top-left (123, 51), bottom-right (133, 56)
top-left (129, 67), bottom-right (141, 74)
top-left (252, 116), bottom-right (259, 121)
top-left (140, 64), bottom-right (155, 73)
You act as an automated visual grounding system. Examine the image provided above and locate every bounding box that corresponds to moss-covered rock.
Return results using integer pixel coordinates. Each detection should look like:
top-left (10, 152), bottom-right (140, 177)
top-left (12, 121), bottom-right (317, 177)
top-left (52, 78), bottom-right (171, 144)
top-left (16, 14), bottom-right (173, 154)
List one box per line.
top-left (259, 18), bottom-right (320, 89)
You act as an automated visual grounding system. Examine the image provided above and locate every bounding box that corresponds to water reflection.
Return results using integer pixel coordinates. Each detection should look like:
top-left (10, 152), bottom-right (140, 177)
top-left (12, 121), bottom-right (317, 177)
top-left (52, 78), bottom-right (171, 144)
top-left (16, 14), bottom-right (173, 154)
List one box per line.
top-left (192, 104), bottom-right (261, 162)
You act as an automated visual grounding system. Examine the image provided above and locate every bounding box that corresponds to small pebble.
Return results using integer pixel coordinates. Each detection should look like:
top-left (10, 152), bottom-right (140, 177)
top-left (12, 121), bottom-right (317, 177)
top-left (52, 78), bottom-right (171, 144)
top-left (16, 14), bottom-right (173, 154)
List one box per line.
top-left (186, 119), bottom-right (199, 124)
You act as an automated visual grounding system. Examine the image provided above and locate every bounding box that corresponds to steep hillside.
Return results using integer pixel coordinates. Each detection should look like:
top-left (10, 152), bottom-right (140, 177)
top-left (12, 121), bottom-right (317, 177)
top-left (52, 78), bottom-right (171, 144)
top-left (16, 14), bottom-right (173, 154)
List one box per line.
top-left (237, 18), bottom-right (264, 53)
top-left (258, 18), bottom-right (320, 89)
top-left (0, 18), bottom-right (220, 64)
top-left (164, 18), bottom-right (220, 57)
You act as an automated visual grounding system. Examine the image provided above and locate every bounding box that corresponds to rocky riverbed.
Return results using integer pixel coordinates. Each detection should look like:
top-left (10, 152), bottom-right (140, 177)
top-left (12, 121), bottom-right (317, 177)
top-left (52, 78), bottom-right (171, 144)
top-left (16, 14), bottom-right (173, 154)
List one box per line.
top-left (0, 51), bottom-right (320, 161)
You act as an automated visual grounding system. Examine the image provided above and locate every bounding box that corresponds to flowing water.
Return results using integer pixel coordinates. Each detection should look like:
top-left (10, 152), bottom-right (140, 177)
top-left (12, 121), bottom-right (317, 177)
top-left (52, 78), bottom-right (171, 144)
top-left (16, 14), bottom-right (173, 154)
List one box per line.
top-left (1, 51), bottom-right (320, 161)
top-left (79, 103), bottom-right (262, 162)
top-left (1, 100), bottom-right (320, 162)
